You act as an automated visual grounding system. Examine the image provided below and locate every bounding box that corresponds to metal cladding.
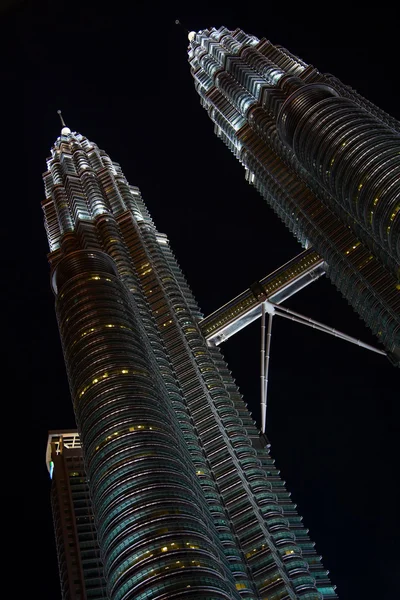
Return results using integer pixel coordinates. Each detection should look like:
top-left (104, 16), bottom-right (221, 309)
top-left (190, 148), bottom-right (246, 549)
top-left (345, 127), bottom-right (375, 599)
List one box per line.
top-left (43, 128), bottom-right (338, 599)
top-left (188, 26), bottom-right (400, 365)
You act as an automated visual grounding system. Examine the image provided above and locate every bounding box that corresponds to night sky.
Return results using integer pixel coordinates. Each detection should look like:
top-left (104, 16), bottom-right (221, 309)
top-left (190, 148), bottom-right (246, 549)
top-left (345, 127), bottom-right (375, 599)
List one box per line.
top-left (6, 1), bottom-right (399, 598)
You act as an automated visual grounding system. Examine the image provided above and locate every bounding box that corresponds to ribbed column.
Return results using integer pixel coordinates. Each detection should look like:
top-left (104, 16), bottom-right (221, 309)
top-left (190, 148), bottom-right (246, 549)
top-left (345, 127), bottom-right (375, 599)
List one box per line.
top-left (128, 225), bottom-right (321, 599)
top-left (277, 84), bottom-right (400, 270)
top-left (52, 250), bottom-right (241, 600)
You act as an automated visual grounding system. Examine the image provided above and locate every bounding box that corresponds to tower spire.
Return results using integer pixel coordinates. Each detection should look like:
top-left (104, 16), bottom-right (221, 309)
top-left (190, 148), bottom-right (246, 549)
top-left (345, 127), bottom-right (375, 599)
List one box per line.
top-left (57, 110), bottom-right (71, 135)
top-left (175, 19), bottom-right (196, 41)
top-left (57, 109), bottom-right (66, 127)
top-left (174, 19), bottom-right (188, 33)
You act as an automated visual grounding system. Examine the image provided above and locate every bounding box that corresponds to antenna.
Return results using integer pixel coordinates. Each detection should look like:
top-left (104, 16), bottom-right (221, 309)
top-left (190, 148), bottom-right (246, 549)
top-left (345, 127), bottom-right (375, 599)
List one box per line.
top-left (57, 110), bottom-right (66, 128)
top-left (175, 20), bottom-right (196, 42)
top-left (174, 19), bottom-right (189, 34)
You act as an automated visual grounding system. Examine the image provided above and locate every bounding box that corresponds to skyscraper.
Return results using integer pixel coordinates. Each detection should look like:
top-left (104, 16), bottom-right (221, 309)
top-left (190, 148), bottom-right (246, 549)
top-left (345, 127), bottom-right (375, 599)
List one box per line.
top-left (43, 121), bottom-right (337, 599)
top-left (187, 26), bottom-right (400, 365)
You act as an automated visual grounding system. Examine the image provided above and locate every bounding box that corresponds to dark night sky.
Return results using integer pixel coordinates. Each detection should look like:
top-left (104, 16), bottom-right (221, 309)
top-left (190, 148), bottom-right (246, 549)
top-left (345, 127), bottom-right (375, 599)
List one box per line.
top-left (4, 1), bottom-right (399, 597)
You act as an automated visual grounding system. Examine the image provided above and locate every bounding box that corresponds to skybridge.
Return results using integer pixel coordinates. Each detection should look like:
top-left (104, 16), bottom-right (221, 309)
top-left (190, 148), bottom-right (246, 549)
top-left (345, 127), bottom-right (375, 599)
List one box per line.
top-left (199, 248), bottom-right (325, 345)
top-left (199, 247), bottom-right (386, 434)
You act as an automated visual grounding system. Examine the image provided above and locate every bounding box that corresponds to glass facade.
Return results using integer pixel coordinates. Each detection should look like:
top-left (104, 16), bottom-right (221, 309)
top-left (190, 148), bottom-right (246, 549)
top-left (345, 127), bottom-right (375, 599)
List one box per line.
top-left (188, 27), bottom-right (400, 366)
top-left (43, 126), bottom-right (337, 598)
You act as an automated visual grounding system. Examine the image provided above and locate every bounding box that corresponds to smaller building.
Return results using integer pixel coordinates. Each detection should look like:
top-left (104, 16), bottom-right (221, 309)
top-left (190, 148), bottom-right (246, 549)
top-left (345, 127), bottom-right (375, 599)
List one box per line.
top-left (46, 431), bottom-right (108, 600)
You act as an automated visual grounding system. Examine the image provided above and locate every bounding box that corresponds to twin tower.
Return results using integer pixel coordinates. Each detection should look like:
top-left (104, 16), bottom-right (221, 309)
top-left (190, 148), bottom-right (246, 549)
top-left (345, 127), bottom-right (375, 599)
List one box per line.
top-left (44, 27), bottom-right (399, 600)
